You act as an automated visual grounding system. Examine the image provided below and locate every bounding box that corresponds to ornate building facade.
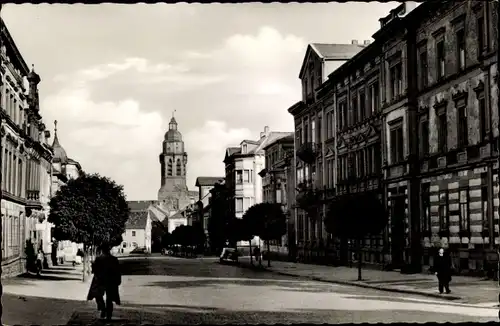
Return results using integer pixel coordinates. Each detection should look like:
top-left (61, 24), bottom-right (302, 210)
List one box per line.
top-left (1, 17), bottom-right (54, 277)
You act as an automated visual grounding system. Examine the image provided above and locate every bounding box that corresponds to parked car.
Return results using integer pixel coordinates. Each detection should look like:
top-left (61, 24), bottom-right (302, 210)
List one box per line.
top-left (219, 247), bottom-right (240, 265)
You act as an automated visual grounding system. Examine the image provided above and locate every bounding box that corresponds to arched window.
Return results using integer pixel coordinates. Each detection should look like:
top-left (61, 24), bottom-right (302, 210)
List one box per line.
top-left (176, 159), bottom-right (182, 176)
top-left (167, 159), bottom-right (173, 176)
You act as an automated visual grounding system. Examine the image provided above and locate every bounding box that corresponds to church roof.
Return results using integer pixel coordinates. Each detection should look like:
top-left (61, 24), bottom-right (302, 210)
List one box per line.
top-left (196, 177), bottom-right (224, 187)
top-left (164, 116), bottom-right (182, 141)
top-left (125, 211), bottom-right (149, 229)
top-left (52, 120), bottom-right (68, 164)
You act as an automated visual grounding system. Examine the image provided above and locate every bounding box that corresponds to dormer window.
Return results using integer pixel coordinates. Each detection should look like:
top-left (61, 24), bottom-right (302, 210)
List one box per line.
top-left (242, 144), bottom-right (247, 154)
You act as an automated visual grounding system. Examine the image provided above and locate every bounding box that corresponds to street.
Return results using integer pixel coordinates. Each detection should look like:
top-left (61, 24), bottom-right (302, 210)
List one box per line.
top-left (5, 256), bottom-right (497, 325)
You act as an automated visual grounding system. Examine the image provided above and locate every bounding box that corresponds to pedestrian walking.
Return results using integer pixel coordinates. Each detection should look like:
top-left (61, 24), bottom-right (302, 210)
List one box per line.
top-left (36, 249), bottom-right (44, 276)
top-left (433, 247), bottom-right (452, 294)
top-left (86, 244), bottom-right (122, 321)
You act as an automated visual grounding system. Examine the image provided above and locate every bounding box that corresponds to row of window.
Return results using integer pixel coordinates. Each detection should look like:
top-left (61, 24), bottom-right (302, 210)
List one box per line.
top-left (1, 214), bottom-right (21, 261)
top-left (235, 169), bottom-right (253, 184)
top-left (338, 145), bottom-right (380, 181)
top-left (235, 197), bottom-right (254, 213)
top-left (338, 81), bottom-right (380, 131)
top-left (263, 186), bottom-right (284, 205)
top-left (421, 180), bottom-right (489, 235)
top-left (166, 158), bottom-right (184, 177)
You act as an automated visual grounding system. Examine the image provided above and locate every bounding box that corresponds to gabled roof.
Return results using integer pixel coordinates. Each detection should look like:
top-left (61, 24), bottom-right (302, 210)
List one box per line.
top-left (224, 147), bottom-right (241, 163)
top-left (299, 43), bottom-right (366, 79)
top-left (196, 177), bottom-right (224, 187)
top-left (241, 140), bottom-right (260, 145)
top-left (125, 211), bottom-right (149, 229)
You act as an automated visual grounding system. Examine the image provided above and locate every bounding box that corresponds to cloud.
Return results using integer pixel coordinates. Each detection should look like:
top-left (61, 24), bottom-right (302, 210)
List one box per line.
top-left (40, 26), bottom-right (301, 200)
top-left (184, 120), bottom-right (253, 179)
top-left (42, 59), bottom-right (166, 201)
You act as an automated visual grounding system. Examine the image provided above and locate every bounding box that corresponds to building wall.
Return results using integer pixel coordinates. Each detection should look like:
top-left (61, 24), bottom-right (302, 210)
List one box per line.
top-left (122, 228), bottom-right (146, 253)
top-left (169, 218), bottom-right (187, 233)
top-left (234, 156), bottom-right (260, 218)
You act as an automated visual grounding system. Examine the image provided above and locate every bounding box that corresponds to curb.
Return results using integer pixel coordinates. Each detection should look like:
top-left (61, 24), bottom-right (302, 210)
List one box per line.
top-left (238, 263), bottom-right (462, 301)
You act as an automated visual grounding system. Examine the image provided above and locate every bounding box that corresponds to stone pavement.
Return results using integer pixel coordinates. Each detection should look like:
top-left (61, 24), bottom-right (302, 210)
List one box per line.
top-left (237, 257), bottom-right (500, 305)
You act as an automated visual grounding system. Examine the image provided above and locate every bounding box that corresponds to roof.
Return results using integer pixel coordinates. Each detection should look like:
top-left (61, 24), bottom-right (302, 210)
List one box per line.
top-left (52, 121), bottom-right (68, 164)
top-left (128, 200), bottom-right (154, 212)
top-left (263, 133), bottom-right (294, 151)
top-left (164, 117), bottom-right (182, 142)
top-left (125, 211), bottom-right (149, 229)
top-left (241, 140), bottom-right (260, 145)
top-left (196, 177), bottom-right (224, 187)
top-left (299, 43), bottom-right (365, 79)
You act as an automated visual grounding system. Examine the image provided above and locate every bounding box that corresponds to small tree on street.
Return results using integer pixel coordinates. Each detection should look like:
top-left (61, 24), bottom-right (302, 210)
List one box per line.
top-left (243, 202), bottom-right (286, 267)
top-left (48, 173), bottom-right (129, 282)
top-left (325, 192), bottom-right (387, 281)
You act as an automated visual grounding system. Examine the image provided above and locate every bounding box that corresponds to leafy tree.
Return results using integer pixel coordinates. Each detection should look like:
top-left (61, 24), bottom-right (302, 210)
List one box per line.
top-left (191, 221), bottom-right (207, 253)
top-left (48, 172), bottom-right (129, 281)
top-left (325, 192), bottom-right (387, 280)
top-left (243, 202), bottom-right (286, 267)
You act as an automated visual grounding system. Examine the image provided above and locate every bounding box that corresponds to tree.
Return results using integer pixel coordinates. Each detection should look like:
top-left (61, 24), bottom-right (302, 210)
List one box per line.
top-left (243, 203), bottom-right (286, 267)
top-left (207, 182), bottom-right (231, 254)
top-left (48, 172), bottom-right (129, 281)
top-left (325, 192), bottom-right (387, 281)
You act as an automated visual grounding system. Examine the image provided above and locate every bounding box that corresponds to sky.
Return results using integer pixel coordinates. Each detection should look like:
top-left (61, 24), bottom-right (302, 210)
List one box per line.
top-left (2, 2), bottom-right (398, 201)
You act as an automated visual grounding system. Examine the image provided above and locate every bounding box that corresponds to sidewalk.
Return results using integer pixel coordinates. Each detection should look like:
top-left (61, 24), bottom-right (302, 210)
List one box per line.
top-left (3, 263), bottom-right (93, 325)
top-left (237, 257), bottom-right (500, 305)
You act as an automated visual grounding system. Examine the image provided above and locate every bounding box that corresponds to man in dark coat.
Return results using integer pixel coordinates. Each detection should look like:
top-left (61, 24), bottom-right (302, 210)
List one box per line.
top-left (433, 247), bottom-right (452, 294)
top-left (87, 244), bottom-right (122, 320)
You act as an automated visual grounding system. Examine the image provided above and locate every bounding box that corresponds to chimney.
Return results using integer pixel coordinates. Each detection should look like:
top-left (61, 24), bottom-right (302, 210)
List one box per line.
top-left (364, 40), bottom-right (371, 46)
top-left (351, 40), bottom-right (359, 45)
top-left (261, 126), bottom-right (270, 139)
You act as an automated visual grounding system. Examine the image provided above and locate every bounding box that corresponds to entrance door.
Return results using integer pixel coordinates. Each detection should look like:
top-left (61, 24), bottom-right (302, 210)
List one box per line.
top-left (391, 196), bottom-right (406, 268)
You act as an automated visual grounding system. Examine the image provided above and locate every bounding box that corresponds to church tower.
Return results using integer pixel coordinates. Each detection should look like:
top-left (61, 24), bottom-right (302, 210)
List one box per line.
top-left (158, 115), bottom-right (190, 211)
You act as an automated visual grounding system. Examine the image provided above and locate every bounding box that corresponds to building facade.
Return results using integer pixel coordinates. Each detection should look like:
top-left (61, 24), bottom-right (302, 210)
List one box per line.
top-left (259, 134), bottom-right (294, 254)
top-left (0, 18), bottom-right (55, 277)
top-left (287, 0), bottom-right (498, 275)
top-left (116, 210), bottom-right (152, 254)
top-left (195, 176), bottom-right (224, 237)
top-left (288, 42), bottom-right (366, 261)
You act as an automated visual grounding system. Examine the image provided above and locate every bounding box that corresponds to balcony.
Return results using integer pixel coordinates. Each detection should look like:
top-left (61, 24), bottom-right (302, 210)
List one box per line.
top-left (296, 142), bottom-right (319, 164)
top-left (295, 181), bottom-right (321, 220)
top-left (26, 190), bottom-right (42, 209)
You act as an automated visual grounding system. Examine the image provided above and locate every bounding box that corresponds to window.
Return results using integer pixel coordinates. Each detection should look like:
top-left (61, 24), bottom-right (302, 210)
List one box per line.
top-left (390, 63), bottom-right (402, 99)
top-left (457, 29), bottom-right (466, 71)
top-left (481, 182), bottom-right (489, 233)
top-left (390, 122), bottom-right (404, 164)
top-left (419, 50), bottom-right (428, 89)
top-left (296, 128), bottom-right (302, 146)
top-left (359, 150), bottom-right (365, 177)
top-left (311, 119), bottom-right (316, 143)
top-left (317, 116), bottom-right (322, 143)
top-left (242, 144), bottom-right (247, 154)
top-left (326, 112), bottom-right (332, 139)
top-left (304, 123), bottom-right (309, 143)
top-left (243, 170), bottom-right (250, 183)
top-left (420, 118), bottom-right (429, 156)
top-left (369, 82), bottom-right (379, 114)
top-left (459, 188), bottom-right (470, 234)
top-left (457, 100), bottom-right (468, 148)
top-left (236, 170), bottom-right (243, 184)
top-left (132, 231), bottom-right (136, 237)
top-left (243, 197), bottom-right (251, 211)
top-left (235, 198), bottom-right (243, 213)
top-left (437, 40), bottom-right (445, 79)
top-left (276, 189), bottom-right (282, 204)
top-left (421, 184), bottom-right (431, 234)
top-left (477, 17), bottom-right (485, 58)
top-left (338, 101), bottom-right (347, 130)
top-left (479, 95), bottom-right (487, 142)
top-left (359, 92), bottom-right (366, 121)
top-left (352, 95), bottom-right (358, 125)
top-left (437, 112), bottom-right (447, 153)
top-left (176, 159), bottom-right (182, 176)
top-left (439, 191), bottom-right (449, 232)
top-left (167, 159), bottom-right (173, 176)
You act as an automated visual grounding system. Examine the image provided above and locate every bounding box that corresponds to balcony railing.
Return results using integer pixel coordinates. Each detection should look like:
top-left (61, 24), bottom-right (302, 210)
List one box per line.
top-left (296, 142), bottom-right (319, 164)
top-left (27, 190), bottom-right (40, 201)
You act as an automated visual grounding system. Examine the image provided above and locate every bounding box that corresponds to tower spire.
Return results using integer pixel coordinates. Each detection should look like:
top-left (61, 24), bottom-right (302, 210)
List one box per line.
top-left (53, 120), bottom-right (60, 146)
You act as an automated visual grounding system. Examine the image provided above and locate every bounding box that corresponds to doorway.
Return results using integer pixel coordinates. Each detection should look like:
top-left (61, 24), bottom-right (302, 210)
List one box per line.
top-left (391, 195), bottom-right (406, 268)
